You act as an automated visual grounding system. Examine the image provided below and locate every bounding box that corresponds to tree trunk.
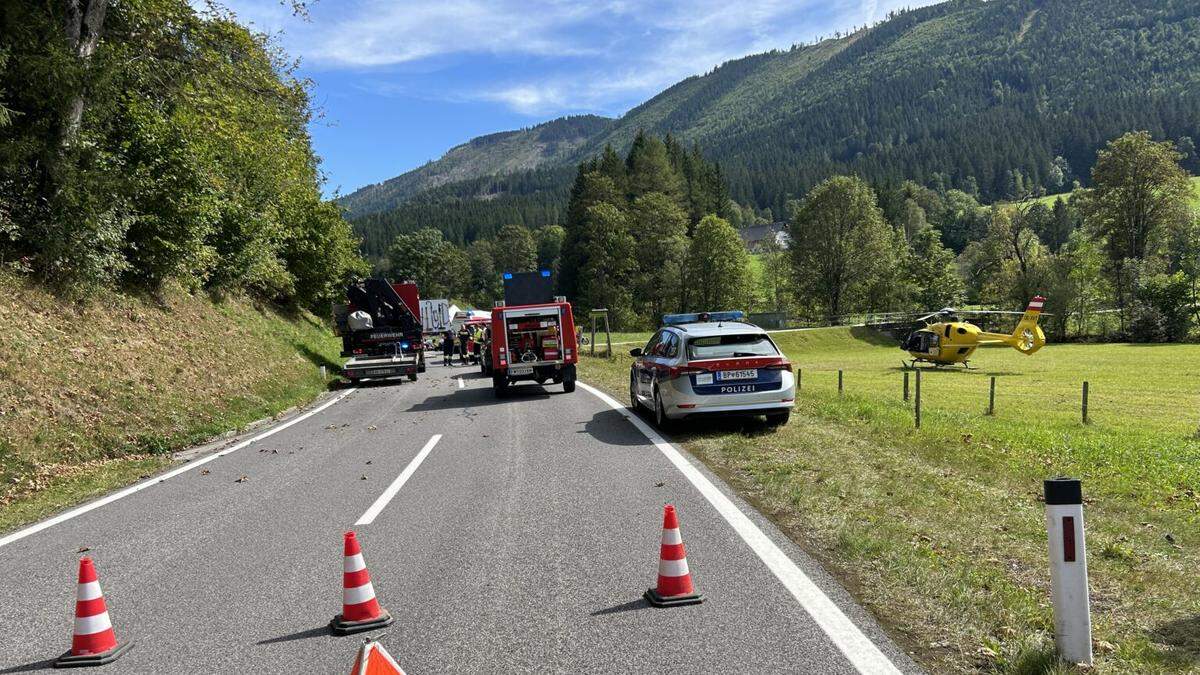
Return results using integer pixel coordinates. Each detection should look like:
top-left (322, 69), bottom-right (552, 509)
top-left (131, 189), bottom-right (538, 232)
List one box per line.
top-left (59, 0), bottom-right (109, 150)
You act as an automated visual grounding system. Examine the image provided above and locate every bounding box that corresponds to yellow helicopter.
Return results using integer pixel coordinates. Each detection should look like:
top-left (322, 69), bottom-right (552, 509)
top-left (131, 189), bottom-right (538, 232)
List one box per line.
top-left (900, 296), bottom-right (1046, 368)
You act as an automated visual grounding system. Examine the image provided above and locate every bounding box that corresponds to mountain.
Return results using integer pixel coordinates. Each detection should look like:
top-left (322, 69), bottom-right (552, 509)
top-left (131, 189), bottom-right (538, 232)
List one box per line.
top-left (339, 114), bottom-right (612, 219)
top-left (344, 0), bottom-right (1200, 247)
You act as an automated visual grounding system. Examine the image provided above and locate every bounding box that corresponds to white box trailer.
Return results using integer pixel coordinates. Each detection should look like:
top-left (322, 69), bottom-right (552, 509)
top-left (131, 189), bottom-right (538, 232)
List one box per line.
top-left (420, 299), bottom-right (452, 334)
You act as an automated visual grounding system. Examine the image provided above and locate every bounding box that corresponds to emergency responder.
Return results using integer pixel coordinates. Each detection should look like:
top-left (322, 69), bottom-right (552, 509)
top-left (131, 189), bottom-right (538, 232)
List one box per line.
top-left (442, 329), bottom-right (455, 366)
top-left (471, 323), bottom-right (485, 363)
top-left (457, 325), bottom-right (470, 365)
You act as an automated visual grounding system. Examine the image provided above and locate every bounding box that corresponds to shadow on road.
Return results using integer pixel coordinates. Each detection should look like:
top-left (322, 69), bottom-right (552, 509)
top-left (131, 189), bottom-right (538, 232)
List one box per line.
top-left (581, 409), bottom-right (652, 447)
top-left (590, 598), bottom-right (650, 616)
top-left (255, 625), bottom-right (329, 645)
top-left (405, 386), bottom-right (550, 413)
top-left (0, 657), bottom-right (58, 673)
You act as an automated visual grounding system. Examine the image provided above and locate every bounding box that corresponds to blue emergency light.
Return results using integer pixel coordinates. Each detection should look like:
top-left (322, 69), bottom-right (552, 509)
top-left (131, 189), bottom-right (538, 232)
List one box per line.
top-left (540, 269), bottom-right (551, 277)
top-left (502, 272), bottom-right (513, 280)
top-left (662, 310), bottom-right (747, 326)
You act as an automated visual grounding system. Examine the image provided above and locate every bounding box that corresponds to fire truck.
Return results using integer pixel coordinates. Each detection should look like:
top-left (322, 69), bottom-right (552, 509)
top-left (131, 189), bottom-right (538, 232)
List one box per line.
top-left (332, 278), bottom-right (426, 384)
top-left (489, 271), bottom-right (578, 395)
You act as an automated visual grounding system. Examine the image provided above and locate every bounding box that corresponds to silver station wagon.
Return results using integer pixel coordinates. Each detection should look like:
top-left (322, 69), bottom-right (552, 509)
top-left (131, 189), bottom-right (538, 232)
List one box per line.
top-left (629, 311), bottom-right (795, 428)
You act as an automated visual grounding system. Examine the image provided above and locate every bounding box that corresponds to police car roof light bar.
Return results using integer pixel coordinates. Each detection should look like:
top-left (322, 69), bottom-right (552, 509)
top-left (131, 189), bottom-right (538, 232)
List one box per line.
top-left (662, 310), bottom-right (747, 326)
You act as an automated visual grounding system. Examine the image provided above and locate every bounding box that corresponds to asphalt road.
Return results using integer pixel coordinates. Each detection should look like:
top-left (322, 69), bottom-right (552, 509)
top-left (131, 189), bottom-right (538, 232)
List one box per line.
top-left (0, 362), bottom-right (921, 674)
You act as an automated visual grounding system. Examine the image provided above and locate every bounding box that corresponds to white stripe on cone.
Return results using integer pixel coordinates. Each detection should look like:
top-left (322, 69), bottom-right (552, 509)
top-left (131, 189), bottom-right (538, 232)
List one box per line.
top-left (344, 553), bottom-right (366, 573)
top-left (661, 528), bottom-right (682, 545)
top-left (343, 581), bottom-right (377, 606)
top-left (74, 611), bottom-right (113, 636)
top-left (658, 557), bottom-right (690, 578)
top-left (76, 581), bottom-right (102, 601)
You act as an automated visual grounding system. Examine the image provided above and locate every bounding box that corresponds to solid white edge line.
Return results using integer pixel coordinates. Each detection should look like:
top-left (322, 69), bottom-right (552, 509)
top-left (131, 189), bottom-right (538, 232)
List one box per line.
top-left (0, 388), bottom-right (358, 550)
top-left (355, 434), bottom-right (442, 525)
top-left (577, 381), bottom-right (901, 675)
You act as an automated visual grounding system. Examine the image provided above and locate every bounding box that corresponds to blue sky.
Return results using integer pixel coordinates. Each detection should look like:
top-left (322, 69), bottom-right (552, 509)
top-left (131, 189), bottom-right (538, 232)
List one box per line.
top-left (210, 0), bottom-right (942, 196)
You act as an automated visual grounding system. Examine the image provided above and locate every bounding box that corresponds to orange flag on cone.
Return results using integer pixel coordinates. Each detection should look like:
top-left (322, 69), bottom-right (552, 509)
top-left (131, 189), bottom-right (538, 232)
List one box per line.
top-left (332, 532), bottom-right (395, 635)
top-left (56, 557), bottom-right (133, 667)
top-left (644, 504), bottom-right (704, 607)
top-left (348, 638), bottom-right (407, 675)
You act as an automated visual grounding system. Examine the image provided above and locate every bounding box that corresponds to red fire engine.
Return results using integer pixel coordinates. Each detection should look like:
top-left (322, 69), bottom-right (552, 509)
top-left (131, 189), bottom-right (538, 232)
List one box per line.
top-left (489, 271), bottom-right (577, 395)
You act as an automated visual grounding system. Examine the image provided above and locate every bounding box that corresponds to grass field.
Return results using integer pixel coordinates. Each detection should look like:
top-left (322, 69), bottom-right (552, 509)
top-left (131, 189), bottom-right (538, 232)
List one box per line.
top-left (1013, 176), bottom-right (1200, 209)
top-left (580, 327), bottom-right (1200, 673)
top-left (0, 274), bottom-right (343, 533)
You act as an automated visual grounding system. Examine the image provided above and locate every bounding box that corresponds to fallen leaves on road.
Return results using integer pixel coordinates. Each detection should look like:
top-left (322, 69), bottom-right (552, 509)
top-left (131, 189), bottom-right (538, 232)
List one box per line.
top-left (360, 475), bottom-right (369, 480)
top-left (367, 425), bottom-right (377, 431)
top-left (235, 475), bottom-right (249, 483)
top-left (654, 481), bottom-right (665, 487)
top-left (78, 546), bottom-right (90, 553)
top-left (200, 469), bottom-right (210, 476)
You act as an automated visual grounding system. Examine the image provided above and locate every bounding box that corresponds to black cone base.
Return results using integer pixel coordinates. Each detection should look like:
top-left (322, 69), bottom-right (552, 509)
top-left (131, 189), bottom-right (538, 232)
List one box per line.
top-left (330, 611), bottom-right (394, 635)
top-left (54, 641), bottom-right (133, 668)
top-left (644, 587), bottom-right (704, 607)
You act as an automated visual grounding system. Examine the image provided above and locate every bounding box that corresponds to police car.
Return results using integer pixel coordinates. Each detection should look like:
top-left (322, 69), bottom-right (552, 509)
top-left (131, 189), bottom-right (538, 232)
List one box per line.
top-left (629, 311), bottom-right (794, 427)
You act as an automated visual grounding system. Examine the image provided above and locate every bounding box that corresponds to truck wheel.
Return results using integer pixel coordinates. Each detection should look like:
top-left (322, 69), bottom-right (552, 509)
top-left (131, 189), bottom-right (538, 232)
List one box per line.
top-left (492, 373), bottom-right (508, 396)
top-left (563, 379), bottom-right (576, 393)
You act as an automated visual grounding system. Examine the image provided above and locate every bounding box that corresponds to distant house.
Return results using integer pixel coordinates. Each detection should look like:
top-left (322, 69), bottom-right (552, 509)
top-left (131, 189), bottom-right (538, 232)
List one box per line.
top-left (738, 223), bottom-right (790, 252)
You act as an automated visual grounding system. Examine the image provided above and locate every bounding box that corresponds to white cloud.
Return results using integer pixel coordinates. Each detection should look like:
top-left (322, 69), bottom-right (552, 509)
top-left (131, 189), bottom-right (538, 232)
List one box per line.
top-left (218, 0), bottom-right (944, 116)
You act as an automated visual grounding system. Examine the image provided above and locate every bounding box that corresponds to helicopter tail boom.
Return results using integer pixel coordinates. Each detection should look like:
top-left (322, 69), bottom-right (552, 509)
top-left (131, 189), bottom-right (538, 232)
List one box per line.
top-left (978, 296), bottom-right (1046, 354)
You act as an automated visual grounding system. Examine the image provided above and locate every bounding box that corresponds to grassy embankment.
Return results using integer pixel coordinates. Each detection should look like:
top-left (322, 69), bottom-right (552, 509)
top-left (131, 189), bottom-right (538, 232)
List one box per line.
top-left (0, 273), bottom-right (342, 533)
top-left (580, 328), bottom-right (1200, 673)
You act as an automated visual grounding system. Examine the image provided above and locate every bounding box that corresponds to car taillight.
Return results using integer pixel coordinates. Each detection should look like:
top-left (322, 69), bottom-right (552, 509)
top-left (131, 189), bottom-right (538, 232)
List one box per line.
top-left (665, 365), bottom-right (705, 380)
top-left (763, 362), bottom-right (792, 372)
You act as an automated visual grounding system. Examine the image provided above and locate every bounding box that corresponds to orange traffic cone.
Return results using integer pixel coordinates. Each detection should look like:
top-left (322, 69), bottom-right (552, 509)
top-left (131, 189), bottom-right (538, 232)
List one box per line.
top-left (644, 504), bottom-right (703, 607)
top-left (331, 531), bottom-right (395, 635)
top-left (347, 637), bottom-right (407, 675)
top-left (55, 557), bottom-right (133, 667)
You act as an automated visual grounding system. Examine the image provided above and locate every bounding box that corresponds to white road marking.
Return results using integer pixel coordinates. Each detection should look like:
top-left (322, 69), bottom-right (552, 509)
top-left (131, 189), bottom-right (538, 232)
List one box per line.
top-left (355, 434), bottom-right (442, 525)
top-left (578, 381), bottom-right (902, 675)
top-left (457, 377), bottom-right (465, 389)
top-left (0, 388), bottom-right (358, 550)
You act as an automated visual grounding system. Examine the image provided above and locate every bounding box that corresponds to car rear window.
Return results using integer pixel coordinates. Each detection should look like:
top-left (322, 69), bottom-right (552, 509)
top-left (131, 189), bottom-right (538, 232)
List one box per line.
top-left (686, 334), bottom-right (778, 360)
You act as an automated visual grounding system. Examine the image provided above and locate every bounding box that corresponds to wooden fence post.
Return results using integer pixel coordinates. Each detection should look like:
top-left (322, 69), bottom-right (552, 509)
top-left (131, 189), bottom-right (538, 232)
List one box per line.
top-left (903, 371), bottom-right (909, 402)
top-left (915, 369), bottom-right (922, 429)
top-left (797, 368), bottom-right (802, 392)
top-left (838, 370), bottom-right (843, 396)
top-left (988, 376), bottom-right (995, 416)
top-left (1082, 381), bottom-right (1089, 424)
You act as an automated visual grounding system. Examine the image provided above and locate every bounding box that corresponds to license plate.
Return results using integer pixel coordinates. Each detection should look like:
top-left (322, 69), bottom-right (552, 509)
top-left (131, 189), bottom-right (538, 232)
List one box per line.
top-left (717, 369), bottom-right (757, 381)
top-left (509, 365), bottom-right (533, 376)
top-left (366, 369), bottom-right (393, 376)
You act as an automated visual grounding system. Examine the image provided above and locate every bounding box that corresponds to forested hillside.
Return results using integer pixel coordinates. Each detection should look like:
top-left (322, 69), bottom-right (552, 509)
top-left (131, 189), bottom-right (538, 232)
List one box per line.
top-left (344, 0), bottom-right (1200, 249)
top-left (339, 115), bottom-right (612, 220)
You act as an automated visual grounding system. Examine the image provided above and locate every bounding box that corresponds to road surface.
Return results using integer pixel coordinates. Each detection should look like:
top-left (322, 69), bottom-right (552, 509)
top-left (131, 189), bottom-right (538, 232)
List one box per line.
top-left (0, 363), bottom-right (921, 674)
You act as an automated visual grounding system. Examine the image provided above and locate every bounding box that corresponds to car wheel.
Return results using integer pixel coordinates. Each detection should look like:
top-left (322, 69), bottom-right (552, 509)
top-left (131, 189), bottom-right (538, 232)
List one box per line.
top-left (563, 379), bottom-right (576, 393)
top-left (629, 375), bottom-right (639, 411)
top-left (653, 386), bottom-right (671, 430)
top-left (765, 411), bottom-right (790, 427)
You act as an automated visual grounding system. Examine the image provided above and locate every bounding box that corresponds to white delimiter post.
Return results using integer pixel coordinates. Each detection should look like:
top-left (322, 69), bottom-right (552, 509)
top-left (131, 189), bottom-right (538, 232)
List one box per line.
top-left (1044, 477), bottom-right (1093, 666)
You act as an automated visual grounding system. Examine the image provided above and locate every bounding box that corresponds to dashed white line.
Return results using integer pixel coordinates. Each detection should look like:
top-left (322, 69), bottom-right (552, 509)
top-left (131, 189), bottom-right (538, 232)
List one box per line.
top-left (355, 434), bottom-right (442, 525)
top-left (577, 381), bottom-right (902, 675)
top-left (0, 388), bottom-right (358, 550)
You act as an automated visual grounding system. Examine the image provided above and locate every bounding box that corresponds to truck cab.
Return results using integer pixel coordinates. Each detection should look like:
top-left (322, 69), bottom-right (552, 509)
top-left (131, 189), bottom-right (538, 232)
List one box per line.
top-left (489, 271), bottom-right (578, 395)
